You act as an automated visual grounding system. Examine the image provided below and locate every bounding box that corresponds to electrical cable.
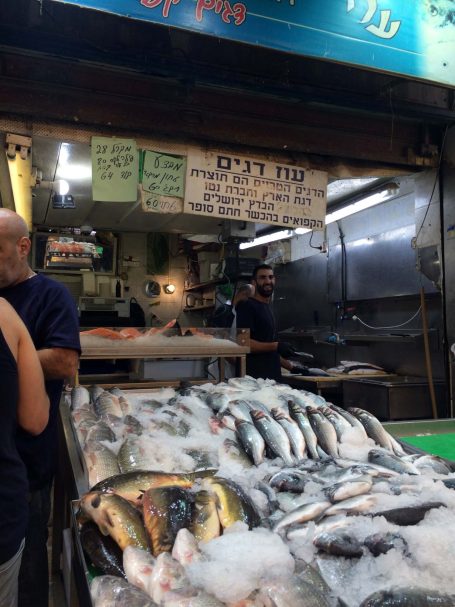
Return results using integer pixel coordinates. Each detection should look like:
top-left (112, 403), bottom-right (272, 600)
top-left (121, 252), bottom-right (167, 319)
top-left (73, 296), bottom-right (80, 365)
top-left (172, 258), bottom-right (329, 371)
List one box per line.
top-left (309, 231), bottom-right (322, 250)
top-left (415, 125), bottom-right (449, 244)
top-left (353, 306), bottom-right (422, 330)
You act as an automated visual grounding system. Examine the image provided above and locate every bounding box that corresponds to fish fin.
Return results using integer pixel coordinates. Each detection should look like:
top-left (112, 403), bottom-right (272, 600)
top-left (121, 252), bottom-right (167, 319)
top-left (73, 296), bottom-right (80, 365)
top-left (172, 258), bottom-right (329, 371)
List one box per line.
top-left (99, 524), bottom-right (111, 536)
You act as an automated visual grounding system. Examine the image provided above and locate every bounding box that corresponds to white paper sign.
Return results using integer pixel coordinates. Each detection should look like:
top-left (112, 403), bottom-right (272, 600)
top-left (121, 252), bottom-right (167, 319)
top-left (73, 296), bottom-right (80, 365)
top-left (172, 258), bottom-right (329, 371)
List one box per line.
top-left (185, 151), bottom-right (327, 230)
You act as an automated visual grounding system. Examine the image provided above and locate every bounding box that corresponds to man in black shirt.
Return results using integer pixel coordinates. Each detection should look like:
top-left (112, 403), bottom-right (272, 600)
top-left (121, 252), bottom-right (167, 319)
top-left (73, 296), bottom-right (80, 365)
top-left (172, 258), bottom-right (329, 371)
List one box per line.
top-left (236, 264), bottom-right (297, 381)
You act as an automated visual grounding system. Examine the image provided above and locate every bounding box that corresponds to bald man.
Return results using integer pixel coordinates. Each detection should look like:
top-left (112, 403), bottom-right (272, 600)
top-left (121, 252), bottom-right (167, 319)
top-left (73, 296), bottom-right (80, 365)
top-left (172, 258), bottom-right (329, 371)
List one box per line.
top-left (0, 209), bottom-right (80, 607)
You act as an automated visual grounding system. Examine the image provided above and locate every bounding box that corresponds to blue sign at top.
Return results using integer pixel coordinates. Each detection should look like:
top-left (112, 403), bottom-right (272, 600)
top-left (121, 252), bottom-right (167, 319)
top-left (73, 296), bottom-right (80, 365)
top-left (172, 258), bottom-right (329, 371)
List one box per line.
top-left (53, 0), bottom-right (455, 87)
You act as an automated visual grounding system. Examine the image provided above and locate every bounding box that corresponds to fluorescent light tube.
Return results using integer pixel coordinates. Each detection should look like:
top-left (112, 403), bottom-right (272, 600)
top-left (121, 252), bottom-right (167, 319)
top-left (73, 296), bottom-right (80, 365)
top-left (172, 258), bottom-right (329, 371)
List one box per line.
top-left (239, 229), bottom-right (293, 250)
top-left (325, 191), bottom-right (388, 224)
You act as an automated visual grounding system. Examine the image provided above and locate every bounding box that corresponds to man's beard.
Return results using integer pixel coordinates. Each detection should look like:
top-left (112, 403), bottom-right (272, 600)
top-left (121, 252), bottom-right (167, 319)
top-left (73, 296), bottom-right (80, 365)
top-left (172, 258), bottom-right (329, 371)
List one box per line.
top-left (256, 283), bottom-right (274, 298)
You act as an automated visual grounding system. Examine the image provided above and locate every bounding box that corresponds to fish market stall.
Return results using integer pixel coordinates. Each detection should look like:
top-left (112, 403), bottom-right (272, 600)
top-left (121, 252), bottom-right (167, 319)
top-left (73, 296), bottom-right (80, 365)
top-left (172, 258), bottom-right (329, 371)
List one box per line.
top-left (79, 327), bottom-right (250, 386)
top-left (57, 378), bottom-right (455, 607)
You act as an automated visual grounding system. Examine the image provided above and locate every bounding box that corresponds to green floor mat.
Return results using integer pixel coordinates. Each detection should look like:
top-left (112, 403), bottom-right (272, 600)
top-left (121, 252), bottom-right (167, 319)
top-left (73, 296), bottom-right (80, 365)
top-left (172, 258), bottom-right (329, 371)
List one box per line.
top-left (400, 433), bottom-right (455, 461)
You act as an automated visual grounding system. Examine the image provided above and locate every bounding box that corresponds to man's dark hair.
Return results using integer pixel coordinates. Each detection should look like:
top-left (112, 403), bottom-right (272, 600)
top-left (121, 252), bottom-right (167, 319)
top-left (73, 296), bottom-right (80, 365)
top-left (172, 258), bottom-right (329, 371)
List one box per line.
top-left (252, 263), bottom-right (273, 281)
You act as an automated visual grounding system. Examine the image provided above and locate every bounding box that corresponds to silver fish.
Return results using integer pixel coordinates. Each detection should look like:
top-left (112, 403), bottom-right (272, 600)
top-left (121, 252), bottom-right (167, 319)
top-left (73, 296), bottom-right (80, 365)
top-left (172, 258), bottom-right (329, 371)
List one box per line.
top-left (270, 469), bottom-right (310, 493)
top-left (228, 376), bottom-right (260, 391)
top-left (250, 410), bottom-right (294, 466)
top-left (118, 437), bottom-right (148, 473)
top-left (90, 575), bottom-right (155, 606)
top-left (95, 392), bottom-right (124, 418)
top-left (348, 407), bottom-right (394, 450)
top-left (88, 384), bottom-right (105, 403)
top-left (84, 441), bottom-right (120, 488)
top-left (414, 455), bottom-right (451, 475)
top-left (323, 476), bottom-right (373, 503)
top-left (86, 422), bottom-right (116, 444)
top-left (225, 400), bottom-right (253, 422)
top-left (319, 406), bottom-right (347, 441)
top-left (323, 494), bottom-right (376, 517)
top-left (271, 408), bottom-right (307, 460)
top-left (330, 404), bottom-right (368, 437)
top-left (288, 402), bottom-right (319, 459)
top-left (258, 574), bottom-right (332, 607)
top-left (272, 500), bottom-right (331, 532)
top-left (313, 531), bottom-right (363, 558)
top-left (235, 419), bottom-right (266, 466)
top-left (368, 449), bottom-right (420, 475)
top-left (306, 407), bottom-right (338, 458)
top-left (71, 385), bottom-right (90, 410)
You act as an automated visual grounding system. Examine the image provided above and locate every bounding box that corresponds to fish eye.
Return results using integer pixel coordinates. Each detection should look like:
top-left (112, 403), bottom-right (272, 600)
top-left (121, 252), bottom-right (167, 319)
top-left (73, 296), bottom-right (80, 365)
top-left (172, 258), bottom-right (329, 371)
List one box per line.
top-left (429, 4), bottom-right (438, 16)
top-left (91, 494), bottom-right (101, 508)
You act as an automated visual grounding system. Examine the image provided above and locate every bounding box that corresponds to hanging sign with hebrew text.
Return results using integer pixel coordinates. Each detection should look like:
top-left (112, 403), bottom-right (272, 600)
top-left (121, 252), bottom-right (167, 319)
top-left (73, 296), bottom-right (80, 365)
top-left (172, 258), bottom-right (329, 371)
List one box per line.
top-left (184, 151), bottom-right (327, 230)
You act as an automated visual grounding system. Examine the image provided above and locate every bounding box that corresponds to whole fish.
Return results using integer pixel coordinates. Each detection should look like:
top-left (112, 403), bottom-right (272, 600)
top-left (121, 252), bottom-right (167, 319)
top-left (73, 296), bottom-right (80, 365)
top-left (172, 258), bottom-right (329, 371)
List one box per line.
top-left (364, 532), bottom-right (408, 557)
top-left (84, 441), bottom-right (120, 488)
top-left (79, 492), bottom-right (149, 551)
top-left (80, 522), bottom-right (125, 578)
top-left (73, 408), bottom-right (99, 427)
top-left (109, 386), bottom-right (127, 399)
top-left (272, 500), bottom-right (331, 533)
top-left (90, 575), bottom-right (155, 607)
top-left (225, 400), bottom-right (252, 422)
top-left (359, 588), bottom-right (455, 606)
top-left (256, 481), bottom-right (280, 512)
top-left (323, 494), bottom-right (376, 517)
top-left (191, 490), bottom-right (221, 543)
top-left (319, 406), bottom-right (347, 441)
top-left (414, 455), bottom-right (451, 475)
top-left (235, 419), bottom-right (266, 466)
top-left (250, 410), bottom-right (294, 466)
top-left (89, 384), bottom-right (105, 404)
top-left (306, 407), bottom-right (338, 458)
top-left (143, 486), bottom-right (194, 556)
top-left (330, 404), bottom-right (368, 437)
top-left (118, 437), bottom-right (149, 473)
top-left (123, 545), bottom-right (155, 595)
top-left (269, 469), bottom-right (309, 493)
top-left (119, 395), bottom-right (134, 416)
top-left (91, 469), bottom-right (216, 505)
top-left (206, 393), bottom-right (230, 415)
top-left (348, 408), bottom-right (394, 450)
top-left (86, 421), bottom-right (116, 444)
top-left (323, 476), bottom-right (373, 503)
top-left (288, 402), bottom-right (319, 459)
top-left (123, 415), bottom-right (144, 436)
top-left (313, 531), bottom-right (363, 558)
top-left (202, 477), bottom-right (261, 530)
top-left (271, 409), bottom-right (307, 460)
top-left (221, 438), bottom-right (253, 468)
top-left (71, 385), bottom-right (90, 410)
top-left (372, 502), bottom-right (446, 526)
top-left (95, 391), bottom-right (124, 418)
top-left (368, 449), bottom-right (420, 475)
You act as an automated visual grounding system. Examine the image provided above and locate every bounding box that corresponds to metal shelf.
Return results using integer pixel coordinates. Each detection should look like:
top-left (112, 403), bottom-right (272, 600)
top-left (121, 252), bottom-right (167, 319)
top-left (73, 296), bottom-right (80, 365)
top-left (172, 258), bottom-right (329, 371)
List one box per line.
top-left (184, 279), bottom-right (224, 292)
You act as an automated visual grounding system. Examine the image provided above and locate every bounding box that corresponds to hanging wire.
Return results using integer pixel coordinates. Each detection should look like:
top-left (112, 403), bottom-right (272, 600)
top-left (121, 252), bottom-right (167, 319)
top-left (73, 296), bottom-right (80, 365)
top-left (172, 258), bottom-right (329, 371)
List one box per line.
top-left (415, 125), bottom-right (449, 244)
top-left (354, 306), bottom-right (422, 330)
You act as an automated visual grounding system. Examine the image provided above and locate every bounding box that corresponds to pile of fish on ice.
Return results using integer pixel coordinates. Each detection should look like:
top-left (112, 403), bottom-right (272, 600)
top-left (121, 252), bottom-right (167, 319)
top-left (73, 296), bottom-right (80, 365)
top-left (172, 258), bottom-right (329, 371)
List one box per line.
top-left (70, 377), bottom-right (455, 606)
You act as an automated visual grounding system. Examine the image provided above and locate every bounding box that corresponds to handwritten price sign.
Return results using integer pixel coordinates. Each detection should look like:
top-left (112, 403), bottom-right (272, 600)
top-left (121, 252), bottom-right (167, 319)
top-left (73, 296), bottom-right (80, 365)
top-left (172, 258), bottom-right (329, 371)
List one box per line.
top-left (91, 137), bottom-right (139, 202)
top-left (142, 150), bottom-right (186, 198)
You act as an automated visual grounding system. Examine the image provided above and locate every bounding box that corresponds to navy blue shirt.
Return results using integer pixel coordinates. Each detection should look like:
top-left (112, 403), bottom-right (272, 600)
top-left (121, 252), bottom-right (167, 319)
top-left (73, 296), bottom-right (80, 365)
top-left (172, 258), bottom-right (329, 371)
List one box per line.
top-left (0, 329), bottom-right (28, 563)
top-left (235, 298), bottom-right (281, 381)
top-left (0, 274), bottom-right (80, 491)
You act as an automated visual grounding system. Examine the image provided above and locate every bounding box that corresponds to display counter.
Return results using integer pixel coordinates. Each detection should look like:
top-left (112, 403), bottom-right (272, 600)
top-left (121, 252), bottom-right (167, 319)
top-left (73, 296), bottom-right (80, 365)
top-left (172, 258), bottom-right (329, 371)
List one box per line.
top-left (79, 327), bottom-right (250, 385)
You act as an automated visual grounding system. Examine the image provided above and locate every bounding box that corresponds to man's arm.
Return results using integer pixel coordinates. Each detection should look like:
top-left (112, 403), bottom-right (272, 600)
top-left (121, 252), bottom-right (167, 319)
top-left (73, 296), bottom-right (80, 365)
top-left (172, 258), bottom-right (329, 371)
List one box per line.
top-left (38, 348), bottom-right (79, 380)
top-left (250, 339), bottom-right (278, 353)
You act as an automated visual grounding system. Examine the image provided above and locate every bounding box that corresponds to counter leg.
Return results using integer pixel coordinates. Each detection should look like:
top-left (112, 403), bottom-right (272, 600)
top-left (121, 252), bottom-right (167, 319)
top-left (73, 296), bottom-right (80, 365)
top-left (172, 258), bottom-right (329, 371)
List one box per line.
top-left (219, 357), bottom-right (226, 382)
top-left (239, 355), bottom-right (246, 377)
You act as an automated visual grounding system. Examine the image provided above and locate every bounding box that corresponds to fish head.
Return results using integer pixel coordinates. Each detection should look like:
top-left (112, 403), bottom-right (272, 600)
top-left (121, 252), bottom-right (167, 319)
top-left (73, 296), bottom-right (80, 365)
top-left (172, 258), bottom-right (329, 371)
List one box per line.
top-left (250, 409), bottom-right (266, 421)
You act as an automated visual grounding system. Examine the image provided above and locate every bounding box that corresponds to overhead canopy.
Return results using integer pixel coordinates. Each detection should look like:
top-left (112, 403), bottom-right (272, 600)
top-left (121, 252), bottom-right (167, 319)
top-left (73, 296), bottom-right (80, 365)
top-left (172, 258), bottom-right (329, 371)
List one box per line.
top-left (49, 0), bottom-right (455, 88)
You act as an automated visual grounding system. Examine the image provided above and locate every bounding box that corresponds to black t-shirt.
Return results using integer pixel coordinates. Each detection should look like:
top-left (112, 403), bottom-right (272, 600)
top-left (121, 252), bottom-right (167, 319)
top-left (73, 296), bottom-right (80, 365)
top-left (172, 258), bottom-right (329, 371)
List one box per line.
top-left (0, 329), bottom-right (28, 563)
top-left (235, 298), bottom-right (281, 381)
top-left (0, 274), bottom-right (81, 491)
